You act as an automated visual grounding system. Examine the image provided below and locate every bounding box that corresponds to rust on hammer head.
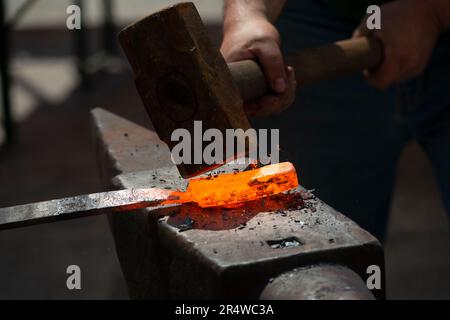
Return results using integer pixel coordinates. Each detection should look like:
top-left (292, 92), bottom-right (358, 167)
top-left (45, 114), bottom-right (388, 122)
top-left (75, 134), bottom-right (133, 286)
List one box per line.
top-left (118, 2), bottom-right (251, 178)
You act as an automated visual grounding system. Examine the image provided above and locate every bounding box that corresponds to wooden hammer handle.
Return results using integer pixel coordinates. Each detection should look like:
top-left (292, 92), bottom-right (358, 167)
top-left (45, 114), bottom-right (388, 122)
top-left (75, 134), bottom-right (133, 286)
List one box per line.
top-left (228, 36), bottom-right (383, 102)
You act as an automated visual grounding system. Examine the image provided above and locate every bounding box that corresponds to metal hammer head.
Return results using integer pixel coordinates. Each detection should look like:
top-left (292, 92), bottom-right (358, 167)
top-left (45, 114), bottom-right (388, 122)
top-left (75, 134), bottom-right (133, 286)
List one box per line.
top-left (118, 2), bottom-right (251, 178)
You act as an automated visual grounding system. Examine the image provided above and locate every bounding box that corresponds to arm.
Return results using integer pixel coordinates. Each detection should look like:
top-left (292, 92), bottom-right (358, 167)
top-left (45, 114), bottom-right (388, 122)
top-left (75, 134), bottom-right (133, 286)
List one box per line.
top-left (354, 0), bottom-right (450, 89)
top-left (223, 0), bottom-right (286, 24)
top-left (221, 0), bottom-right (296, 117)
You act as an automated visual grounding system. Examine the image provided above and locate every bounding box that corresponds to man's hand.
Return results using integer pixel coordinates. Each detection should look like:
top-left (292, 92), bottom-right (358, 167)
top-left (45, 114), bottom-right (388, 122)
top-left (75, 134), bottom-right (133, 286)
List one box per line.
top-left (221, 0), bottom-right (296, 117)
top-left (353, 0), bottom-right (445, 89)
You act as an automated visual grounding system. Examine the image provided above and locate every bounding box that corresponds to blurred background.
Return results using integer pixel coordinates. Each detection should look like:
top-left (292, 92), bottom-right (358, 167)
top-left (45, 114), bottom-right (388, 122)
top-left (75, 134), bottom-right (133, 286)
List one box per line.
top-left (0, 0), bottom-right (449, 299)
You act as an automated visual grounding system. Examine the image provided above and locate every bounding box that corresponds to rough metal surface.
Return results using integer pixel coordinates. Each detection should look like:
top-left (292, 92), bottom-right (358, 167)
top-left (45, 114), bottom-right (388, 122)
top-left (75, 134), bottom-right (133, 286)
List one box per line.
top-left (260, 264), bottom-right (375, 300)
top-left (92, 108), bottom-right (385, 299)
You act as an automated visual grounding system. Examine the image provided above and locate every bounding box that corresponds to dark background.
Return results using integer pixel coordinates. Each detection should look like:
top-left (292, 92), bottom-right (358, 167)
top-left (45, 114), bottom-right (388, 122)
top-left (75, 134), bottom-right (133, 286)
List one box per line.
top-left (0, 0), bottom-right (449, 299)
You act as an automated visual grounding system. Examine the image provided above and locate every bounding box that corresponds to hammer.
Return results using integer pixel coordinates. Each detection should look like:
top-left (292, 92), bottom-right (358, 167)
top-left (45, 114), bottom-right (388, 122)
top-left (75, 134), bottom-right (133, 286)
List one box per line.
top-left (118, 2), bottom-right (382, 178)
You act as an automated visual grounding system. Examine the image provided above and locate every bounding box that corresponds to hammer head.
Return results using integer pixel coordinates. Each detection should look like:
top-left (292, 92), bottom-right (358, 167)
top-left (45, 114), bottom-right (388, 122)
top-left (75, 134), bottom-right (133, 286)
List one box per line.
top-left (118, 2), bottom-right (251, 178)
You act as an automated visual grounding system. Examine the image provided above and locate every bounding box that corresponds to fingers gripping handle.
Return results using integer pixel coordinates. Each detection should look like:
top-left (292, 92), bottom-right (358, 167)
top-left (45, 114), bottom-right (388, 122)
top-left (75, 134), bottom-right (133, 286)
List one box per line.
top-left (228, 36), bottom-right (383, 102)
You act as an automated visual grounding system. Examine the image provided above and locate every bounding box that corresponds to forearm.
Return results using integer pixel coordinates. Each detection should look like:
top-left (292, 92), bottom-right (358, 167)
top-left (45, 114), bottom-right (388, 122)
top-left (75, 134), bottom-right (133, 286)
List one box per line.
top-left (428, 0), bottom-right (450, 31)
top-left (223, 0), bottom-right (286, 30)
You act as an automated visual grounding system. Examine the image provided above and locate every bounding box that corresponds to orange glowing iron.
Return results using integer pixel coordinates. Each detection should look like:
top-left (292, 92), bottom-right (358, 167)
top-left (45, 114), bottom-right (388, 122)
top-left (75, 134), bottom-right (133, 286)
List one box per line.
top-left (0, 162), bottom-right (298, 230)
top-left (167, 162), bottom-right (298, 208)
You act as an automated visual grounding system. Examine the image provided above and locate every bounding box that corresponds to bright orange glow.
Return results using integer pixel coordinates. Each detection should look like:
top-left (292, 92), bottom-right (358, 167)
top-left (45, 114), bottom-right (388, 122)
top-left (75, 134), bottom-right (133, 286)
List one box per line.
top-left (163, 162), bottom-right (299, 208)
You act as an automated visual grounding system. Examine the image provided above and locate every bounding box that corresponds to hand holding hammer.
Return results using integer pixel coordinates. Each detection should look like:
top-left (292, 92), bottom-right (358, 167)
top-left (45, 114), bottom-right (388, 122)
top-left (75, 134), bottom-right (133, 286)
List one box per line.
top-left (118, 2), bottom-right (383, 178)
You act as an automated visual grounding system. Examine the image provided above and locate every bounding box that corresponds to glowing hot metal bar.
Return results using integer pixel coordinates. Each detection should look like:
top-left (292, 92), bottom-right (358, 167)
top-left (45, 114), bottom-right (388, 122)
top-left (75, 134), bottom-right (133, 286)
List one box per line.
top-left (0, 162), bottom-right (298, 230)
top-left (176, 162), bottom-right (298, 208)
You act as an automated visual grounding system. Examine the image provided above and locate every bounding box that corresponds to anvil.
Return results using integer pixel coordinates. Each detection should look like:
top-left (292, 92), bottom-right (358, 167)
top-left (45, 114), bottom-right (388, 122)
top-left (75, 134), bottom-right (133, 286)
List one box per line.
top-left (93, 108), bottom-right (385, 300)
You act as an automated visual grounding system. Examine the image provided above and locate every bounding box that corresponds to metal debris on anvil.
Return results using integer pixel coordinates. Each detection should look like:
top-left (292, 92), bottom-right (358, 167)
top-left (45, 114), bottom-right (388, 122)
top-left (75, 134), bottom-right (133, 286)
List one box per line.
top-left (176, 217), bottom-right (195, 232)
top-left (268, 237), bottom-right (302, 249)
